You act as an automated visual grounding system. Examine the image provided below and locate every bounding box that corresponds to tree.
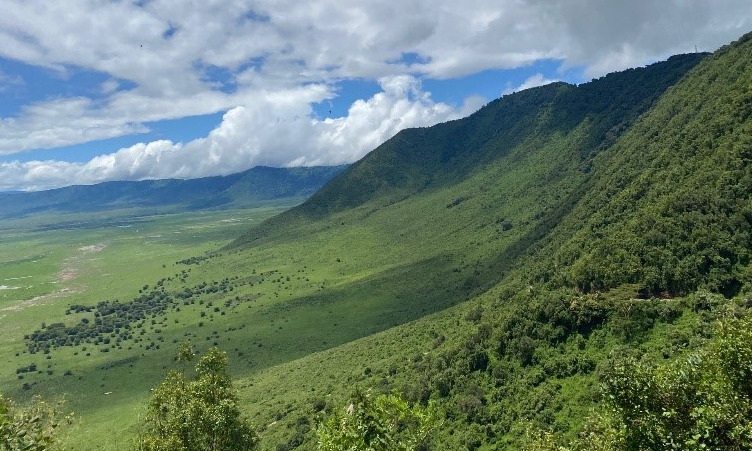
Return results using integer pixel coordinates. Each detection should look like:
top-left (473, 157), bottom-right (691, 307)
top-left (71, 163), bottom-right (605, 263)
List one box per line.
top-left (531, 310), bottom-right (752, 451)
top-left (600, 311), bottom-right (752, 450)
top-left (0, 394), bottom-right (70, 451)
top-left (316, 390), bottom-right (438, 451)
top-left (135, 347), bottom-right (258, 451)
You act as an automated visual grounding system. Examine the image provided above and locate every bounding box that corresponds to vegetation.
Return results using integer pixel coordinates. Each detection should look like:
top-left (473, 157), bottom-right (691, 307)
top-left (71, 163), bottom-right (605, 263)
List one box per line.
top-left (0, 205), bottom-right (300, 448)
top-left (526, 309), bottom-right (752, 450)
top-left (135, 346), bottom-right (258, 451)
top-left (316, 391), bottom-right (437, 451)
top-left (603, 311), bottom-right (752, 450)
top-left (0, 393), bottom-right (70, 451)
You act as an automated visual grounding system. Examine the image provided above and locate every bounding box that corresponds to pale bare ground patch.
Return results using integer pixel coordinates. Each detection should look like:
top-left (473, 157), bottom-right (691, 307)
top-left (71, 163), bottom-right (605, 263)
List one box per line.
top-left (58, 241), bottom-right (108, 282)
top-left (0, 285), bottom-right (86, 312)
top-left (57, 268), bottom-right (78, 282)
top-left (78, 243), bottom-right (108, 253)
top-left (0, 242), bottom-right (107, 312)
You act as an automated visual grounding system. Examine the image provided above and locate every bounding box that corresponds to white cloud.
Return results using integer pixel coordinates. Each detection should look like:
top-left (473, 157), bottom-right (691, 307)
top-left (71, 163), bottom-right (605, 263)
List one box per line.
top-left (0, 76), bottom-right (483, 191)
top-left (0, 0), bottom-right (750, 189)
top-left (503, 73), bottom-right (561, 95)
top-left (100, 79), bottom-right (120, 94)
top-left (0, 69), bottom-right (24, 92)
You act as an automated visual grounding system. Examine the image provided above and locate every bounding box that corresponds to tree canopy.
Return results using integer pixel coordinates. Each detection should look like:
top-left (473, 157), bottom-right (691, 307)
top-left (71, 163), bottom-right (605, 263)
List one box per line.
top-left (316, 391), bottom-right (437, 451)
top-left (135, 346), bottom-right (258, 451)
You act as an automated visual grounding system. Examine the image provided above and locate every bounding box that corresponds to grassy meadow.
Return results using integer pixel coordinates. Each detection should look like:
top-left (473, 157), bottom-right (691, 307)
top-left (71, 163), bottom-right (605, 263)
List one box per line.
top-left (0, 203), bottom-right (299, 449)
top-left (0, 176), bottom-right (520, 449)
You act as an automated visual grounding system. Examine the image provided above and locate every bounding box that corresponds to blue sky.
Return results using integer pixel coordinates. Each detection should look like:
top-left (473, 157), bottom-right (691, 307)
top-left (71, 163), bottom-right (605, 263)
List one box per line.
top-left (0, 0), bottom-right (750, 191)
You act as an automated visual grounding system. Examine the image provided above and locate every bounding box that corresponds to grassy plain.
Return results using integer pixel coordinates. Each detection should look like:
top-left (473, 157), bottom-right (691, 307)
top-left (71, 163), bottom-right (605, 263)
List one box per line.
top-left (0, 203), bottom-right (299, 449)
top-left (0, 174), bottom-right (523, 449)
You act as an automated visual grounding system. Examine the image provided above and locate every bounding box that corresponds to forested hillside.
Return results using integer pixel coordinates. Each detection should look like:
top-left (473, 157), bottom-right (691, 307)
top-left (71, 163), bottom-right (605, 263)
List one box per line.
top-left (225, 33), bottom-right (752, 449)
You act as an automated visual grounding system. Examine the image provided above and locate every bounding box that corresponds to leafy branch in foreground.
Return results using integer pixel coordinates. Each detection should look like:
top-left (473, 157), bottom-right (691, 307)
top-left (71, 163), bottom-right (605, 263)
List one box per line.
top-left (528, 309), bottom-right (752, 451)
top-left (316, 390), bottom-right (438, 451)
top-left (0, 394), bottom-right (72, 451)
top-left (135, 346), bottom-right (258, 451)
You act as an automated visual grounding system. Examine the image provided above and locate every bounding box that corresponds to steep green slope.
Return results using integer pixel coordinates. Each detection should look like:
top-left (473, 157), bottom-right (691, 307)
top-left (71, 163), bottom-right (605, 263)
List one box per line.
top-left (221, 33), bottom-right (752, 450)
top-left (234, 53), bottom-right (706, 234)
top-left (534, 35), bottom-right (752, 298)
top-left (12, 31), bottom-right (752, 449)
top-left (197, 50), bottom-right (735, 449)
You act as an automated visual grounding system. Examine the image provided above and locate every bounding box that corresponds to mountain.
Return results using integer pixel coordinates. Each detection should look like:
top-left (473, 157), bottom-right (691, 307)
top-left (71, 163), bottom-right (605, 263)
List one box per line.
top-left (0, 165), bottom-right (346, 220)
top-left (220, 33), bottom-right (752, 449)
top-left (233, 52), bottom-right (707, 248)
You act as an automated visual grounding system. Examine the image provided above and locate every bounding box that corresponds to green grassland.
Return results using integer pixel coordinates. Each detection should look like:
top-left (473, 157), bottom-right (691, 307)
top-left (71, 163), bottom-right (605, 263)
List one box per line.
top-left (0, 203), bottom-right (299, 449)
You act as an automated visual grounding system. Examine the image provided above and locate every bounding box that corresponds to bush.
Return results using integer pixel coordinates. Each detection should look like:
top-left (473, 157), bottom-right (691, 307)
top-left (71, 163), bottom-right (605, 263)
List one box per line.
top-left (135, 347), bottom-right (258, 451)
top-left (316, 390), bottom-right (438, 451)
top-left (0, 393), bottom-right (72, 451)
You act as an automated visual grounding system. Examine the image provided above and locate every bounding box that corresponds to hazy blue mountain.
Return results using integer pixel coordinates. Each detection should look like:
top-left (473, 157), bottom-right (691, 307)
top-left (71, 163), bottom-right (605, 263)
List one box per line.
top-left (0, 165), bottom-right (346, 220)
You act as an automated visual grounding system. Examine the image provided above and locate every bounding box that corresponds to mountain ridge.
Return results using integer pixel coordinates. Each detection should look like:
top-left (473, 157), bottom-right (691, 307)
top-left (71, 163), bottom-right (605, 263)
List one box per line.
top-left (0, 165), bottom-right (346, 220)
top-left (221, 33), bottom-right (752, 449)
top-left (230, 52), bottom-right (707, 250)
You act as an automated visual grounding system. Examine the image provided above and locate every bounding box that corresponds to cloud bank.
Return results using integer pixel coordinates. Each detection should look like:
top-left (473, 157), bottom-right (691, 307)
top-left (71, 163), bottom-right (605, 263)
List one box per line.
top-left (0, 76), bottom-right (483, 191)
top-left (0, 0), bottom-right (750, 190)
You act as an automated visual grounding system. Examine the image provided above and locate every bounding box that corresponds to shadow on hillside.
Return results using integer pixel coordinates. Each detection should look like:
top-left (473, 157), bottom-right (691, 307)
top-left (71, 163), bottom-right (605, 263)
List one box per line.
top-left (246, 253), bottom-right (469, 368)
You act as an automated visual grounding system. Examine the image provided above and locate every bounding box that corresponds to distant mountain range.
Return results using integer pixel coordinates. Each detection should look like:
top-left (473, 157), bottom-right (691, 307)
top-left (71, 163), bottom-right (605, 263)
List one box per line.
top-left (0, 165), bottom-right (346, 220)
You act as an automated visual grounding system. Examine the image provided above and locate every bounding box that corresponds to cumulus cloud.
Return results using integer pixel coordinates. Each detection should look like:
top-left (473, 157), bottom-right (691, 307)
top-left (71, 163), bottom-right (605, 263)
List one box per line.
top-left (502, 73), bottom-right (561, 96)
top-left (0, 97), bottom-right (150, 155)
top-left (0, 0), bottom-right (750, 189)
top-left (0, 76), bottom-right (482, 191)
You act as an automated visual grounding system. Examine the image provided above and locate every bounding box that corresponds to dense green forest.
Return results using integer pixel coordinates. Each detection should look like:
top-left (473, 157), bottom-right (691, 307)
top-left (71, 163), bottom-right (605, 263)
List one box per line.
top-left (2, 30), bottom-right (752, 451)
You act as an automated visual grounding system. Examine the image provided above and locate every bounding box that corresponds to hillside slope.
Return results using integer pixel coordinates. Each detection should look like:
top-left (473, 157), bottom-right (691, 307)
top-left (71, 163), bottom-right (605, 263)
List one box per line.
top-left (13, 30), bottom-right (752, 450)
top-left (233, 53), bottom-right (706, 246)
top-left (225, 33), bottom-right (752, 450)
top-left (537, 36), bottom-right (752, 298)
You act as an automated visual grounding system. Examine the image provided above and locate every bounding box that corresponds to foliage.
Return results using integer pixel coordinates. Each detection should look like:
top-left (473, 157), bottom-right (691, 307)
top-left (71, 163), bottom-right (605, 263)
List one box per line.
top-left (135, 347), bottom-right (258, 451)
top-left (26, 276), bottom-right (250, 354)
top-left (0, 394), bottom-right (71, 451)
top-left (523, 412), bottom-right (626, 451)
top-left (316, 391), bottom-right (438, 451)
top-left (529, 310), bottom-right (752, 451)
top-left (600, 311), bottom-right (752, 450)
top-left (539, 32), bottom-right (752, 298)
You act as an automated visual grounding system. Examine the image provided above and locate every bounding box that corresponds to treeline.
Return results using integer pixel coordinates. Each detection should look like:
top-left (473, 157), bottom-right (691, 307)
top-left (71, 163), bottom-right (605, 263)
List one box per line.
top-left (24, 274), bottom-right (252, 354)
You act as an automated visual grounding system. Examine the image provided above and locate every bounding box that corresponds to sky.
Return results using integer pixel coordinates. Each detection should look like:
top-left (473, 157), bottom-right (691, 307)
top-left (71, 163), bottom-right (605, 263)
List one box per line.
top-left (0, 1), bottom-right (751, 191)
